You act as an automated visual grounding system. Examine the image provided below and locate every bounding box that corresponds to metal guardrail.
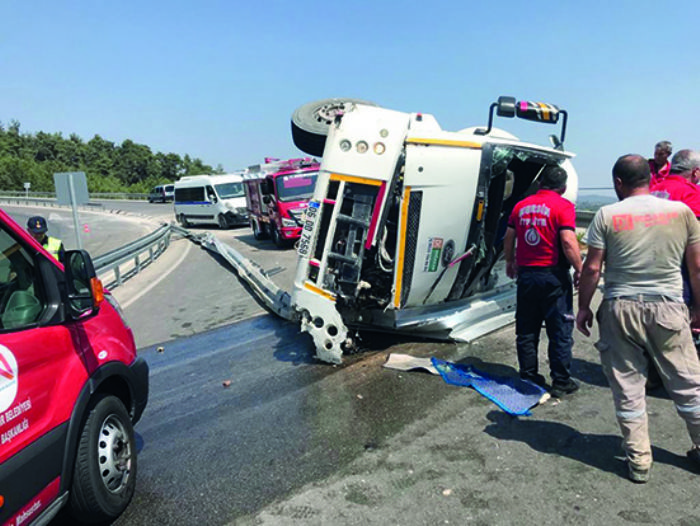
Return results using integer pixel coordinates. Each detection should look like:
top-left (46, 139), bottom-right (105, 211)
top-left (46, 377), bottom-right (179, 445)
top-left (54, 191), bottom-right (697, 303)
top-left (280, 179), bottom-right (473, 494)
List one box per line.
top-left (0, 191), bottom-right (148, 200)
top-left (577, 210), bottom-right (596, 227)
top-left (93, 224), bottom-right (172, 288)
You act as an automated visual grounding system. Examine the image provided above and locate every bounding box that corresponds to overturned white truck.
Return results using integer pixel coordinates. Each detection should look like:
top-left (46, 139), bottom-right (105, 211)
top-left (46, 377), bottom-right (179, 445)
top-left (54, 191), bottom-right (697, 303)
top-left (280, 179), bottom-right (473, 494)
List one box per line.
top-left (288, 96), bottom-right (578, 364)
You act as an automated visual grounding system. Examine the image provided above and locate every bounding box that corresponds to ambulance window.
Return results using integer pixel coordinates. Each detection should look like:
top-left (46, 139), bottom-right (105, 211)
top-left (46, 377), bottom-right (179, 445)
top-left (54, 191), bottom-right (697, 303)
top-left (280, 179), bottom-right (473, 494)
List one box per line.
top-left (0, 227), bottom-right (45, 330)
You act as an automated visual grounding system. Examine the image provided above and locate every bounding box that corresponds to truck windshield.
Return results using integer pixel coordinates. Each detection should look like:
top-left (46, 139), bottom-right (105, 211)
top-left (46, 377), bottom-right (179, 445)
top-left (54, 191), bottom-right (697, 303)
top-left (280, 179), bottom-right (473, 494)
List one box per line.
top-left (276, 172), bottom-right (318, 202)
top-left (215, 182), bottom-right (245, 199)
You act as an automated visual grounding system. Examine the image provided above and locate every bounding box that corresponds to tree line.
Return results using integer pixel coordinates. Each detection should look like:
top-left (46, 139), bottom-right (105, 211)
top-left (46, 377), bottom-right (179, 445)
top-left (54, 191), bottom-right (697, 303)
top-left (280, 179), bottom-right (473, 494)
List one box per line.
top-left (0, 120), bottom-right (224, 194)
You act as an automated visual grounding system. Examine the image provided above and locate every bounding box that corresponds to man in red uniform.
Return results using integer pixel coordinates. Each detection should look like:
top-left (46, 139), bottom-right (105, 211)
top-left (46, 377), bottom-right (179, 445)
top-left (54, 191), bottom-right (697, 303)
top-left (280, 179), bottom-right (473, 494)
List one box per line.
top-left (504, 165), bottom-right (583, 397)
top-left (651, 149), bottom-right (700, 217)
top-left (649, 140), bottom-right (672, 185)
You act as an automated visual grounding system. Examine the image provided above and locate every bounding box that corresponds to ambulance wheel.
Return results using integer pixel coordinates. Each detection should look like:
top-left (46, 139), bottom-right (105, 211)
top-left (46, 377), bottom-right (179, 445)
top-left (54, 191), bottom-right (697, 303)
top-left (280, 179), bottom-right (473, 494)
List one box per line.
top-left (217, 214), bottom-right (230, 230)
top-left (252, 220), bottom-right (266, 240)
top-left (179, 214), bottom-right (190, 228)
top-left (68, 394), bottom-right (137, 524)
top-left (291, 97), bottom-right (379, 157)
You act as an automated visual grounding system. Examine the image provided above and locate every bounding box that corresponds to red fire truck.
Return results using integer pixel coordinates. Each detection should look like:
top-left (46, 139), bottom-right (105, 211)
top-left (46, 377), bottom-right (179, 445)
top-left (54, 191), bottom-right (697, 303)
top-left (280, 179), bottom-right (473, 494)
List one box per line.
top-left (244, 158), bottom-right (319, 248)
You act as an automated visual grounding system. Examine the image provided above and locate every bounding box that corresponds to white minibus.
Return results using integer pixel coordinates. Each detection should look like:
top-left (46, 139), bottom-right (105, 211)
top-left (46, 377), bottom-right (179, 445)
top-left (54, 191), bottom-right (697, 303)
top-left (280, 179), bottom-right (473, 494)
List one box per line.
top-left (173, 174), bottom-right (248, 228)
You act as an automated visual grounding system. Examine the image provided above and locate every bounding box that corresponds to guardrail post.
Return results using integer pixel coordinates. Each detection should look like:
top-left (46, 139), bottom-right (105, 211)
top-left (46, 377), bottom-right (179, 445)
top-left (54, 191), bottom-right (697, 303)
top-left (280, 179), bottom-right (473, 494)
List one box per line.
top-left (115, 266), bottom-right (122, 286)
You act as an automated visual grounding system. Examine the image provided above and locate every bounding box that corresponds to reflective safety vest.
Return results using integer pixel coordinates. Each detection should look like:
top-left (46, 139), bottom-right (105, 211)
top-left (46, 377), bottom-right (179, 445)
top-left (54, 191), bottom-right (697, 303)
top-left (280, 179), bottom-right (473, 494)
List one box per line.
top-left (43, 236), bottom-right (63, 261)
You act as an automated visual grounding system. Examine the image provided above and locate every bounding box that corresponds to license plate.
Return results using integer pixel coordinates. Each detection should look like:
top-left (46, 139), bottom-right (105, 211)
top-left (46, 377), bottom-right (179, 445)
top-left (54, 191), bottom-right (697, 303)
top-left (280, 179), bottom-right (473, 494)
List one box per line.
top-left (297, 201), bottom-right (320, 257)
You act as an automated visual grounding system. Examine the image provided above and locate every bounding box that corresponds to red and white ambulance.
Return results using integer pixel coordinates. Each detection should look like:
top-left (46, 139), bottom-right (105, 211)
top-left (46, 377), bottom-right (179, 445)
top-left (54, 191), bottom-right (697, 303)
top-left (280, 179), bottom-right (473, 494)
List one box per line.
top-left (0, 208), bottom-right (148, 525)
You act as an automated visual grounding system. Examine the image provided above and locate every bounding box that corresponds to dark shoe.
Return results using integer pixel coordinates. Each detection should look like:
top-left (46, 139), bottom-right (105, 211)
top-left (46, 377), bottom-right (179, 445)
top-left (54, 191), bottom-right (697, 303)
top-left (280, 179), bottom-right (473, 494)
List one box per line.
top-left (628, 462), bottom-right (650, 483)
top-left (550, 379), bottom-right (579, 398)
top-left (687, 447), bottom-right (700, 468)
top-left (520, 373), bottom-right (548, 389)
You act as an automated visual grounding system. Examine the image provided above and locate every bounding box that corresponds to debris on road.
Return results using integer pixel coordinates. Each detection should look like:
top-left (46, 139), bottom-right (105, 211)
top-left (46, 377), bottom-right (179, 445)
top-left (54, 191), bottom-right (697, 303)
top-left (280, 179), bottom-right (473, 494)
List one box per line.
top-left (383, 353), bottom-right (549, 416)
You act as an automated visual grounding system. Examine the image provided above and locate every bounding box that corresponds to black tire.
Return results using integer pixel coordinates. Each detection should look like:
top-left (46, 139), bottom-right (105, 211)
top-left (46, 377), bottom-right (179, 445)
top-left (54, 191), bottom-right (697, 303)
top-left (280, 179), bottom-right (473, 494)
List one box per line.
top-left (68, 395), bottom-right (137, 524)
top-left (291, 98), bottom-right (379, 157)
top-left (252, 219), bottom-right (266, 240)
top-left (179, 214), bottom-right (190, 228)
top-left (271, 226), bottom-right (286, 249)
top-left (217, 214), bottom-right (230, 230)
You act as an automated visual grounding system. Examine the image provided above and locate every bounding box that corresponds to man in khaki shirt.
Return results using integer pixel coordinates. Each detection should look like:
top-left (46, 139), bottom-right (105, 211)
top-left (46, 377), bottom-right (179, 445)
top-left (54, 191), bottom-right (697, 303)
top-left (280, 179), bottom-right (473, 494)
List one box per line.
top-left (577, 154), bottom-right (700, 483)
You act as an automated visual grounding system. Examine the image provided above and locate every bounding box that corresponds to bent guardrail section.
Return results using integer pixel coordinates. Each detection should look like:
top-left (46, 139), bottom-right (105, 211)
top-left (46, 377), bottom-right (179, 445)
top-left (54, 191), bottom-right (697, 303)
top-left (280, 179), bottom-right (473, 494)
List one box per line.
top-left (196, 233), bottom-right (297, 321)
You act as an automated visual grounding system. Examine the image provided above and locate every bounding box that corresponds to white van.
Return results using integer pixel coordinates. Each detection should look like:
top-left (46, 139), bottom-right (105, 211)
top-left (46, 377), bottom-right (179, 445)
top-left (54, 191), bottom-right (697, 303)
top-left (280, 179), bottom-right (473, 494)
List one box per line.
top-left (173, 173), bottom-right (248, 229)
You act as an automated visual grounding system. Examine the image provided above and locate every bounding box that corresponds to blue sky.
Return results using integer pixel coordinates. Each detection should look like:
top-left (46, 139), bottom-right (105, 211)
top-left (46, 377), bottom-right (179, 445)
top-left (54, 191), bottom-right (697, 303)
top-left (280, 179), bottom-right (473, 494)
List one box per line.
top-left (1, 0), bottom-right (698, 190)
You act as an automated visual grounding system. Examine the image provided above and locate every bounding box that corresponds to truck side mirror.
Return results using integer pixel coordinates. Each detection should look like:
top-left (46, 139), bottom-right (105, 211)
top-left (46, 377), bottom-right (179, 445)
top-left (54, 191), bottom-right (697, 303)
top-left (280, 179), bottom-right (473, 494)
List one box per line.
top-left (64, 250), bottom-right (103, 318)
top-left (496, 96), bottom-right (516, 117)
top-left (475, 95), bottom-right (568, 146)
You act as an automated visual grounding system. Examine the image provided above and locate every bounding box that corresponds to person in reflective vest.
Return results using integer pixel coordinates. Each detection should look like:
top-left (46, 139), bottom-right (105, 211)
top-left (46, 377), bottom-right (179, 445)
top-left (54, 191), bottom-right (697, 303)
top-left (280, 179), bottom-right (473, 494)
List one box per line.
top-left (27, 215), bottom-right (65, 263)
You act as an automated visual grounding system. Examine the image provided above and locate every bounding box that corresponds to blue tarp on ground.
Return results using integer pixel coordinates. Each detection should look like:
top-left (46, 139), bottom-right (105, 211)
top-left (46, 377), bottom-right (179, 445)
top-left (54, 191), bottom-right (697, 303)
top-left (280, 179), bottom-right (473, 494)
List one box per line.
top-left (431, 358), bottom-right (547, 416)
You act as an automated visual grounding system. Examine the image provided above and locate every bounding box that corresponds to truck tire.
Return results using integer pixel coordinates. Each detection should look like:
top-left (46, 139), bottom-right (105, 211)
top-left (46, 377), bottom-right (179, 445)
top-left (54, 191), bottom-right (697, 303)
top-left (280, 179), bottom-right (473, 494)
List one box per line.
top-left (68, 394), bottom-right (137, 524)
top-left (291, 98), bottom-right (379, 157)
top-left (271, 226), bottom-right (286, 249)
top-left (252, 219), bottom-right (266, 240)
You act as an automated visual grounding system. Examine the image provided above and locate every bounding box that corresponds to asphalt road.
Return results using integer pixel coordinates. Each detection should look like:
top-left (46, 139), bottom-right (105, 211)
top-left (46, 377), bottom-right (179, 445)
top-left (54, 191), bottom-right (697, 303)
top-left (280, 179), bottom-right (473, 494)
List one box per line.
top-left (6, 200), bottom-right (700, 525)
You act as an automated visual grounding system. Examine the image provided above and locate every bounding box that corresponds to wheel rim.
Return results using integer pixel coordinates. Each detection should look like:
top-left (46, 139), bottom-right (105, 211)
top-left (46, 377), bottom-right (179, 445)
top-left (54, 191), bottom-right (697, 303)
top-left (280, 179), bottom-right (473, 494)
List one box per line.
top-left (97, 413), bottom-right (133, 493)
top-left (313, 101), bottom-right (352, 126)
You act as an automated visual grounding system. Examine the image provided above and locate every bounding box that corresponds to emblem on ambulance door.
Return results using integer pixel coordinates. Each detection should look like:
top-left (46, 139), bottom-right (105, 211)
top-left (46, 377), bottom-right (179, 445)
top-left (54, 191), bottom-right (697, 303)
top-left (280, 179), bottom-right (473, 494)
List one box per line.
top-left (0, 345), bottom-right (19, 412)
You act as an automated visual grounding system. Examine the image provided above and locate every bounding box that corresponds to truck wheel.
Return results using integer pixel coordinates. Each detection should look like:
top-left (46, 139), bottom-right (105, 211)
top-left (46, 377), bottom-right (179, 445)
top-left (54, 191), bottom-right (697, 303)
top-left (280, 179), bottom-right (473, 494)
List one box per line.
top-left (252, 220), bottom-right (266, 240)
top-left (271, 226), bottom-right (286, 248)
top-left (217, 214), bottom-right (230, 230)
top-left (68, 394), bottom-right (137, 524)
top-left (291, 98), bottom-right (379, 157)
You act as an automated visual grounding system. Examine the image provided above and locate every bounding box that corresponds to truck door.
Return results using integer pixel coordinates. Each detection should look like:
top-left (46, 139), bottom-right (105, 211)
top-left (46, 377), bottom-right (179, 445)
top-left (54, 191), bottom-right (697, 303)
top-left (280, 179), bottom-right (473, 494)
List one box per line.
top-left (0, 224), bottom-right (88, 524)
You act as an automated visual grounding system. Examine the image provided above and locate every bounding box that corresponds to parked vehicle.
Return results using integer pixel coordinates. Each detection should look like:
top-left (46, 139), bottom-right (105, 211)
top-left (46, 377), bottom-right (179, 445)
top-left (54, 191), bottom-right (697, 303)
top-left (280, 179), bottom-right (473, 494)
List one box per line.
top-left (0, 207), bottom-right (148, 525)
top-left (147, 184), bottom-right (174, 203)
top-left (244, 158), bottom-right (319, 247)
top-left (174, 173), bottom-right (248, 229)
top-left (288, 96), bottom-right (578, 363)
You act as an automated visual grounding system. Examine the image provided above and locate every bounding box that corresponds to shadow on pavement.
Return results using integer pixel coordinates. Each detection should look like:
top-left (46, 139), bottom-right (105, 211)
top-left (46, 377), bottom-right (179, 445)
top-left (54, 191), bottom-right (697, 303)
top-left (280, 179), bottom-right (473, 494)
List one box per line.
top-left (484, 411), bottom-right (694, 480)
top-left (572, 357), bottom-right (608, 388)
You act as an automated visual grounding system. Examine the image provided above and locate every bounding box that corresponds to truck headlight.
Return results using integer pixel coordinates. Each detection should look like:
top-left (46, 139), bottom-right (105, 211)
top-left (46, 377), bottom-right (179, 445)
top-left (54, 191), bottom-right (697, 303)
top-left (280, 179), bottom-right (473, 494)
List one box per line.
top-left (282, 217), bottom-right (297, 227)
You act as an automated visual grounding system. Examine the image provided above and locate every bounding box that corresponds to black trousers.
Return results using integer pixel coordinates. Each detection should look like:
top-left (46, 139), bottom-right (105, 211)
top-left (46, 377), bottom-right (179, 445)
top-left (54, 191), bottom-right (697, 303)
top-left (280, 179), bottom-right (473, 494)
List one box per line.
top-left (516, 267), bottom-right (574, 386)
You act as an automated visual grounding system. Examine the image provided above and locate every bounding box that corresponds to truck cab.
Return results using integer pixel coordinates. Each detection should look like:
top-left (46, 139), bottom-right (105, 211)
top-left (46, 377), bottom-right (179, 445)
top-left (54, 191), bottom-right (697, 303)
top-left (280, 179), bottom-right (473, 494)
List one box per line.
top-left (244, 158), bottom-right (319, 248)
top-left (290, 96), bottom-right (577, 363)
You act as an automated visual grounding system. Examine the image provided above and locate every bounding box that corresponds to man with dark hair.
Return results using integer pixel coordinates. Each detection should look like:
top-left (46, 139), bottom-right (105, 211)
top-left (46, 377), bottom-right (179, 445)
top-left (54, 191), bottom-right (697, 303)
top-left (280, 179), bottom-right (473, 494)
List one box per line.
top-left (503, 164), bottom-right (583, 397)
top-left (649, 140), bottom-right (672, 185)
top-left (577, 154), bottom-right (700, 483)
top-left (26, 216), bottom-right (65, 263)
top-left (652, 149), bottom-right (700, 217)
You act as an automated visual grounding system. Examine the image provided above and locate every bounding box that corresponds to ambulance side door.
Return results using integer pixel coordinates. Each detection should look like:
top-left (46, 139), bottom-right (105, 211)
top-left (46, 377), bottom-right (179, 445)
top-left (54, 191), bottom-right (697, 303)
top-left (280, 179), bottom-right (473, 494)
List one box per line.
top-left (0, 224), bottom-right (88, 524)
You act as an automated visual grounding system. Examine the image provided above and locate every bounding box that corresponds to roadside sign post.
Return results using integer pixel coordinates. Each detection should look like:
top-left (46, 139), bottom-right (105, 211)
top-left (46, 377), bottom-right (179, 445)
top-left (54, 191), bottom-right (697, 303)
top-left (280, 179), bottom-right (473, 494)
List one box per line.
top-left (23, 182), bottom-right (30, 198)
top-left (53, 172), bottom-right (89, 250)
